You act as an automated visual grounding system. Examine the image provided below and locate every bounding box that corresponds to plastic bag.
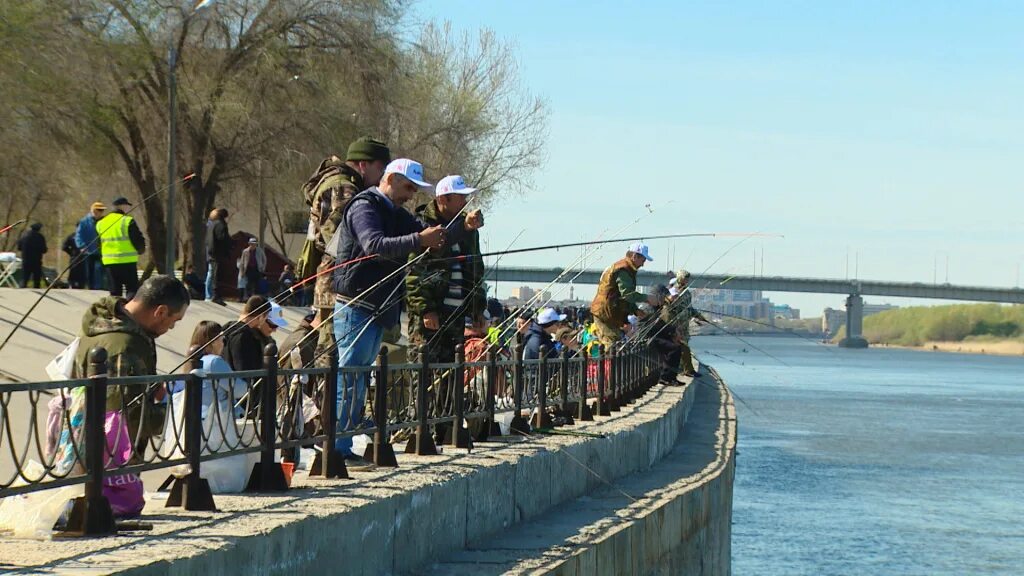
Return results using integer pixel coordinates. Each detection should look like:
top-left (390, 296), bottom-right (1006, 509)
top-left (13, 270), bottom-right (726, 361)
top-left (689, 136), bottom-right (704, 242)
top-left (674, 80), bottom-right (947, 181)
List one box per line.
top-left (45, 338), bottom-right (80, 380)
top-left (158, 380), bottom-right (253, 493)
top-left (0, 460), bottom-right (83, 539)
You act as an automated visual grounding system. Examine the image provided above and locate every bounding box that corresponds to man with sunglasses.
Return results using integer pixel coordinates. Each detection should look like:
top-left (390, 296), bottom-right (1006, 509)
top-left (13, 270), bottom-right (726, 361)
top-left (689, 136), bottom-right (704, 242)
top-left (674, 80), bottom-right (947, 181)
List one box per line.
top-left (329, 158), bottom-right (483, 462)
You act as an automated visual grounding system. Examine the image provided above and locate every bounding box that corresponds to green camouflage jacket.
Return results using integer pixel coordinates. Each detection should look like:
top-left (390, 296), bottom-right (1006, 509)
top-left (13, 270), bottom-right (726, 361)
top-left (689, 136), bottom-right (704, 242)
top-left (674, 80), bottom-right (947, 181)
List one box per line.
top-left (73, 297), bottom-right (157, 410)
top-left (302, 158), bottom-right (364, 309)
top-left (405, 200), bottom-right (485, 337)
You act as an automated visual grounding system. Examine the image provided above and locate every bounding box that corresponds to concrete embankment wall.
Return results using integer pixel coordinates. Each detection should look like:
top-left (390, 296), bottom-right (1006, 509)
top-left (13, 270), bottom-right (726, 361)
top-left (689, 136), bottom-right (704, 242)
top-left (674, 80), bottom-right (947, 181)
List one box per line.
top-left (417, 369), bottom-right (736, 576)
top-left (533, 373), bottom-right (736, 576)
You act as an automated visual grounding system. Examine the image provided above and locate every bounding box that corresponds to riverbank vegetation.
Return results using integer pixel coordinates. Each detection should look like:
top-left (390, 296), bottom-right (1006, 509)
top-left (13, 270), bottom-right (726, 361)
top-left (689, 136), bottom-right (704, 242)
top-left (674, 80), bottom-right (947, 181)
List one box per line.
top-left (845, 303), bottom-right (1024, 346)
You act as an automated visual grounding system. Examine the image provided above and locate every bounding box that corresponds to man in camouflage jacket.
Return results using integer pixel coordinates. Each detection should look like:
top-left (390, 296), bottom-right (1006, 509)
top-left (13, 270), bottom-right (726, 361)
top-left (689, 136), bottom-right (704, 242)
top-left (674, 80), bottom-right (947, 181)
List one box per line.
top-left (299, 137), bottom-right (390, 369)
top-left (665, 269), bottom-right (709, 376)
top-left (405, 175), bottom-right (486, 443)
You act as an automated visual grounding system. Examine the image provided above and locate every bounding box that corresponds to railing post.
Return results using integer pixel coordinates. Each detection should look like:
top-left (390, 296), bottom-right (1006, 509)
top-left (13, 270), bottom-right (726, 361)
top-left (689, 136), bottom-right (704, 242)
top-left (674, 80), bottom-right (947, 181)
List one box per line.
top-left (246, 342), bottom-right (288, 492)
top-left (509, 341), bottom-right (530, 435)
top-left (625, 344), bottom-right (637, 404)
top-left (312, 343), bottom-right (348, 478)
top-left (366, 346), bottom-right (398, 466)
top-left (578, 350), bottom-right (594, 421)
top-left (406, 345), bottom-right (439, 455)
top-left (558, 347), bottom-right (574, 425)
top-left (480, 347), bottom-right (502, 438)
top-left (167, 346), bottom-right (216, 510)
top-left (451, 344), bottom-right (472, 449)
top-left (607, 345), bottom-right (621, 412)
top-left (65, 347), bottom-right (116, 536)
top-left (532, 346), bottom-right (553, 429)
top-left (596, 344), bottom-right (610, 416)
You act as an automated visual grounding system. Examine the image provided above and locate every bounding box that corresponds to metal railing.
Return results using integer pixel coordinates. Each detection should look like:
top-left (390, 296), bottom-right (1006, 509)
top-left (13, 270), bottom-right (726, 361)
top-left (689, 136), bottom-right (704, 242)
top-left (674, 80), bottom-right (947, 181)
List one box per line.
top-left (0, 340), bottom-right (659, 536)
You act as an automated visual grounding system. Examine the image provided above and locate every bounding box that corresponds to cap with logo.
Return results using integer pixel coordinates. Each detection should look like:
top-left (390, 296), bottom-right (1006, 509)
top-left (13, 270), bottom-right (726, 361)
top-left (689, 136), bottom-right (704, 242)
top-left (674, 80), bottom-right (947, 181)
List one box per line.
top-left (536, 307), bottom-right (568, 326)
top-left (266, 301), bottom-right (289, 329)
top-left (112, 197), bottom-right (132, 207)
top-left (627, 242), bottom-right (653, 262)
top-left (435, 175), bottom-right (477, 197)
top-left (384, 158), bottom-right (432, 188)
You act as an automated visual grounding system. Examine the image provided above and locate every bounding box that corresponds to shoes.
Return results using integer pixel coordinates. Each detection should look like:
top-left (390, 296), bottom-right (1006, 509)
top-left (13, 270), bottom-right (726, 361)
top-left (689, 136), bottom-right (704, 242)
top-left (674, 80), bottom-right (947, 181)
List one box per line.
top-left (210, 297), bottom-right (227, 306)
top-left (681, 371), bottom-right (702, 378)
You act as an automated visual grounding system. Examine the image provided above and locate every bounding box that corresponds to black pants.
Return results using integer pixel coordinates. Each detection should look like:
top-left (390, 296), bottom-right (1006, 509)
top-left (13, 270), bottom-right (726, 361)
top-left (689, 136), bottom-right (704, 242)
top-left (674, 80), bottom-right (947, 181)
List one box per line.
top-left (106, 263), bottom-right (139, 298)
top-left (21, 261), bottom-right (43, 288)
top-left (650, 338), bottom-right (682, 382)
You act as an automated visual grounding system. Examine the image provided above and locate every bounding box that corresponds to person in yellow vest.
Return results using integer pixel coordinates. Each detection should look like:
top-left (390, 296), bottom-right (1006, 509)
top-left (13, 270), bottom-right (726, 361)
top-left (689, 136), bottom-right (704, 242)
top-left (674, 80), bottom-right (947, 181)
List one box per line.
top-left (97, 196), bottom-right (146, 298)
top-left (589, 242), bottom-right (653, 346)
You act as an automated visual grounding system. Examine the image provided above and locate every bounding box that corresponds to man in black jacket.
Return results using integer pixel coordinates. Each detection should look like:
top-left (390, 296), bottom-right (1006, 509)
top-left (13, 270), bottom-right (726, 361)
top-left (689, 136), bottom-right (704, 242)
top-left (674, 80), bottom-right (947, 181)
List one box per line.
top-left (17, 222), bottom-right (47, 288)
top-left (205, 208), bottom-right (231, 305)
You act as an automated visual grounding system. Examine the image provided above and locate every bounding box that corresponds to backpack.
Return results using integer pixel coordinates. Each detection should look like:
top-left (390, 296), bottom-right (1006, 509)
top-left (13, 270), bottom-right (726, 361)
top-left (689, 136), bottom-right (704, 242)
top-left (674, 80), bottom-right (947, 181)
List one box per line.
top-left (296, 157), bottom-right (350, 279)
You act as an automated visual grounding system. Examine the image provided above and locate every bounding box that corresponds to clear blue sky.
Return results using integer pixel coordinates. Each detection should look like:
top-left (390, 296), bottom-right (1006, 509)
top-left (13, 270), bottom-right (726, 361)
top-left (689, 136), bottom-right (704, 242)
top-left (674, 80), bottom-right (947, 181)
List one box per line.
top-left (413, 1), bottom-right (1024, 315)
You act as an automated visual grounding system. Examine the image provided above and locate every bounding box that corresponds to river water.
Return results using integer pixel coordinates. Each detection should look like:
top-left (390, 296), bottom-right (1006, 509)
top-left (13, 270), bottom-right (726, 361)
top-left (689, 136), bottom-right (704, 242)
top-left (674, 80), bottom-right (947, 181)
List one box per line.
top-left (694, 335), bottom-right (1024, 576)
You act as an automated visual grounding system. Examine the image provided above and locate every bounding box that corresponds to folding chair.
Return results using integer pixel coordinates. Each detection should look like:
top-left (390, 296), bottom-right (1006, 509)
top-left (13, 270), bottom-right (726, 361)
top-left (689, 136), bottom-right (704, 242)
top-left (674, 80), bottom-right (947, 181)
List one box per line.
top-left (0, 252), bottom-right (21, 288)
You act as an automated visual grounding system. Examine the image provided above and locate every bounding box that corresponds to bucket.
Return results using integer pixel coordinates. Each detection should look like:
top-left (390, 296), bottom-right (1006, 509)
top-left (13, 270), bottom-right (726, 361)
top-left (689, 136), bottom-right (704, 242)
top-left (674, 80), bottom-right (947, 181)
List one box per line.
top-left (280, 462), bottom-right (295, 487)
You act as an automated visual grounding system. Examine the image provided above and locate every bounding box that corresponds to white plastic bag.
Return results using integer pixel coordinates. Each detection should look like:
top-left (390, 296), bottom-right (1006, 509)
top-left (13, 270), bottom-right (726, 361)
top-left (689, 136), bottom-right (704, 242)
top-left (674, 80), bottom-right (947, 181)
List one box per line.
top-left (46, 338), bottom-right (80, 380)
top-left (0, 461), bottom-right (83, 540)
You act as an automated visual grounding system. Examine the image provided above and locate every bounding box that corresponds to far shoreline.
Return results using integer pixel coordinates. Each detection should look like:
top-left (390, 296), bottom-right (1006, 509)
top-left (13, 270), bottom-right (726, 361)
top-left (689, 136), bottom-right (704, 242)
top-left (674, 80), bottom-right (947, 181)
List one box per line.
top-left (871, 340), bottom-right (1024, 357)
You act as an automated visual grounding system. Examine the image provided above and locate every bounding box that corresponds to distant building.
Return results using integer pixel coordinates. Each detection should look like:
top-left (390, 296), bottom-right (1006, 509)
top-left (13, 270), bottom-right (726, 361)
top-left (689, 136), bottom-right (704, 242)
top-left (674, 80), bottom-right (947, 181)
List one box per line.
top-left (512, 285), bottom-right (535, 301)
top-left (694, 288), bottom-right (776, 322)
top-left (773, 304), bottom-right (800, 320)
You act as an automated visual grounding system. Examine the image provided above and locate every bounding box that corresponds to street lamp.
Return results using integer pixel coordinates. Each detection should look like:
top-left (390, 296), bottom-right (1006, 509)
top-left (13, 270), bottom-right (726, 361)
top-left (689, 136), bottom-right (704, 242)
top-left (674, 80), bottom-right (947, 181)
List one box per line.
top-left (165, 0), bottom-right (214, 276)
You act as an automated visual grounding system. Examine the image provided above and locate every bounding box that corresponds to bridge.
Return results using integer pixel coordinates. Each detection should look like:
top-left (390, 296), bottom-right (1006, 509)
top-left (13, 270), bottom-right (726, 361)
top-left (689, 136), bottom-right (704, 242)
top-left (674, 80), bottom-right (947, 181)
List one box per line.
top-left (491, 266), bottom-right (1024, 347)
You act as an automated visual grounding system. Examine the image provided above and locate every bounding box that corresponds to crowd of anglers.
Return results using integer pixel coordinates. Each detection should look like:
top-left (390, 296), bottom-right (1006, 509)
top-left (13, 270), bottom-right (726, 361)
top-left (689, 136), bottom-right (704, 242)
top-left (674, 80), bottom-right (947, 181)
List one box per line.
top-left (2, 136), bottom-right (713, 521)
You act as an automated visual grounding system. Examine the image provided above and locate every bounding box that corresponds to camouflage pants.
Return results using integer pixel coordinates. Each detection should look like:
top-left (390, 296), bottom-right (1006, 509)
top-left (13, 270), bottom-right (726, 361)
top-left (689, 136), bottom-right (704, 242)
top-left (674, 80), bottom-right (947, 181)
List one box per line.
top-left (408, 326), bottom-right (462, 444)
top-left (591, 316), bottom-right (624, 348)
top-left (676, 325), bottom-right (696, 375)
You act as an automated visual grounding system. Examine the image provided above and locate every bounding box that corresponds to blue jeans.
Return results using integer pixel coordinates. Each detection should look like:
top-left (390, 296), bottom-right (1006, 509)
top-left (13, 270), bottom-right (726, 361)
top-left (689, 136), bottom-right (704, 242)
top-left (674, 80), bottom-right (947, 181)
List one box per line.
top-left (205, 260), bottom-right (217, 300)
top-left (333, 302), bottom-right (384, 456)
top-left (86, 254), bottom-right (105, 290)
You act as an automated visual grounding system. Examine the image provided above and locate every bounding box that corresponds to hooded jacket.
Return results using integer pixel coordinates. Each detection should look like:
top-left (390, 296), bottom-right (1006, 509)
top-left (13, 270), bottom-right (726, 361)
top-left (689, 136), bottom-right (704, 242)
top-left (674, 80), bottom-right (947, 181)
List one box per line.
top-left (590, 257), bottom-right (643, 327)
top-left (73, 297), bottom-right (157, 409)
top-left (522, 322), bottom-right (558, 361)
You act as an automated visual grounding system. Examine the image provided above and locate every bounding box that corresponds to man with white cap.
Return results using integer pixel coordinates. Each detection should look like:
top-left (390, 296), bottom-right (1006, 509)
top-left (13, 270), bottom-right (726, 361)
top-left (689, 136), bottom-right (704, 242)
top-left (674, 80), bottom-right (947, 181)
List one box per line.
top-left (329, 160), bottom-right (483, 460)
top-left (665, 269), bottom-right (709, 377)
top-left (523, 307), bottom-right (566, 360)
top-left (589, 242), bottom-right (653, 346)
top-left (404, 174), bottom-right (487, 444)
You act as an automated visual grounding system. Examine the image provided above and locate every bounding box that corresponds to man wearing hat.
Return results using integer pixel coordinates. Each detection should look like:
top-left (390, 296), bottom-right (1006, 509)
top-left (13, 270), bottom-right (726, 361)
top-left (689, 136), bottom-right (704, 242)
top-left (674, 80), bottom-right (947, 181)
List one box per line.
top-left (523, 307), bottom-right (565, 360)
top-left (97, 196), bottom-right (146, 298)
top-left (299, 137), bottom-right (392, 385)
top-left (329, 159), bottom-right (482, 459)
top-left (75, 201), bottom-right (107, 289)
top-left (589, 242), bottom-right (653, 346)
top-left (665, 269), bottom-right (709, 377)
top-left (405, 174), bottom-right (487, 443)
top-left (238, 237), bottom-right (267, 300)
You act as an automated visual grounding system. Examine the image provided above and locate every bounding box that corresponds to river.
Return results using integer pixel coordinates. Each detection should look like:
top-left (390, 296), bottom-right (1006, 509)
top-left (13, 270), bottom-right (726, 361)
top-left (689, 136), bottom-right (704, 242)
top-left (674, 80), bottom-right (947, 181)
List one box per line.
top-left (694, 335), bottom-right (1024, 576)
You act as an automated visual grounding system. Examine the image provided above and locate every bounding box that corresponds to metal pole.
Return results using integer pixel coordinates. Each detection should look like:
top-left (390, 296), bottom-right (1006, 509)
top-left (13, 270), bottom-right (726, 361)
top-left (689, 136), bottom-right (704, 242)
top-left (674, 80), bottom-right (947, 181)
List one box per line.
top-left (165, 37), bottom-right (178, 275)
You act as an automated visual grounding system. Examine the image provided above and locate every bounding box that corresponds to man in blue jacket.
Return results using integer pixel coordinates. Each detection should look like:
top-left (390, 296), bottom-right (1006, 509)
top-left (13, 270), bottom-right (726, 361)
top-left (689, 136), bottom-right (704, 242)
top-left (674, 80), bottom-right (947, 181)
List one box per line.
top-left (75, 201), bottom-right (106, 289)
top-left (523, 307), bottom-right (565, 360)
top-left (329, 158), bottom-right (483, 461)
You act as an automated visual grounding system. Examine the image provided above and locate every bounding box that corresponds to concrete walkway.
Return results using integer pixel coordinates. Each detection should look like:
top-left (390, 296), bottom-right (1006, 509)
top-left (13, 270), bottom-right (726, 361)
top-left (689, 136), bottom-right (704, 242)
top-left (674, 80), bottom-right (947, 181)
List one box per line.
top-left (414, 373), bottom-right (733, 575)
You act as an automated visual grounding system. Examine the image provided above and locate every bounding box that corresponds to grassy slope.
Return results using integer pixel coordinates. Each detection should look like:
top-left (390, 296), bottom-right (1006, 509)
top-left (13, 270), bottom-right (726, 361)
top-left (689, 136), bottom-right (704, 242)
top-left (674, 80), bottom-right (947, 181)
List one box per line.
top-left (841, 303), bottom-right (1024, 346)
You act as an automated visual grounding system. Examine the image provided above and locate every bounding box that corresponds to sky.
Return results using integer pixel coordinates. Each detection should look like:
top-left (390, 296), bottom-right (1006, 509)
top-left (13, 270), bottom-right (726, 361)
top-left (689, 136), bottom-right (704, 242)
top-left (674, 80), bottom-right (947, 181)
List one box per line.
top-left (412, 1), bottom-right (1024, 316)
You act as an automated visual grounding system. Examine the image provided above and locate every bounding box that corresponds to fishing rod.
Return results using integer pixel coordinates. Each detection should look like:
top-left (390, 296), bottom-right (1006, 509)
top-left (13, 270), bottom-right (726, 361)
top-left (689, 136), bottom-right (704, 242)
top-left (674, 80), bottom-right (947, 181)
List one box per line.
top-left (421, 229), bottom-right (527, 351)
top-left (0, 219), bottom-right (27, 236)
top-left (436, 232), bottom-right (783, 263)
top-left (695, 308), bottom-right (841, 355)
top-left (0, 174), bottom-right (197, 354)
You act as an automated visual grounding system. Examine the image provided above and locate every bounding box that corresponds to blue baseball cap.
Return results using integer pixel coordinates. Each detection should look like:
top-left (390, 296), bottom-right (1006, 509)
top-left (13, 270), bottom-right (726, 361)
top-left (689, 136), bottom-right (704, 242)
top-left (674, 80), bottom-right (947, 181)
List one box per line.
top-left (383, 158), bottom-right (432, 188)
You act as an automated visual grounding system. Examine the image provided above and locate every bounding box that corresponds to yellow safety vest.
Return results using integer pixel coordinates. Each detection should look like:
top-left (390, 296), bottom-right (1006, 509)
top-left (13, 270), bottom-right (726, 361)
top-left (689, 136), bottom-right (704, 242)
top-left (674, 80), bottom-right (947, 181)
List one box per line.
top-left (97, 212), bottom-right (139, 265)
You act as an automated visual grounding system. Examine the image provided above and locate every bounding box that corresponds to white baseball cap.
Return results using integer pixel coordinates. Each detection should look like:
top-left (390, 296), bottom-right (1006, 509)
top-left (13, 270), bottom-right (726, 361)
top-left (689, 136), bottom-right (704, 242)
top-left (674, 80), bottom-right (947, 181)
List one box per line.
top-left (536, 307), bottom-right (567, 326)
top-left (384, 158), bottom-right (432, 188)
top-left (627, 242), bottom-right (653, 262)
top-left (267, 300), bottom-right (289, 329)
top-left (435, 175), bottom-right (477, 197)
